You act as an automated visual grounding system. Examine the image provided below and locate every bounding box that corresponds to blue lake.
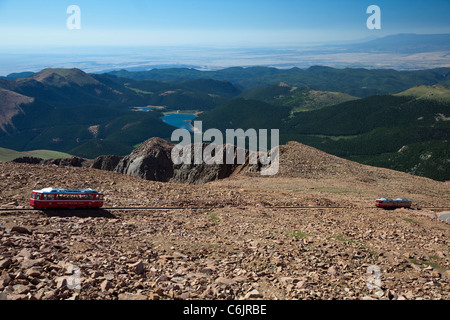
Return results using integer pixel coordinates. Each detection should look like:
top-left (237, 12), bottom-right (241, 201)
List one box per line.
top-left (161, 113), bottom-right (197, 132)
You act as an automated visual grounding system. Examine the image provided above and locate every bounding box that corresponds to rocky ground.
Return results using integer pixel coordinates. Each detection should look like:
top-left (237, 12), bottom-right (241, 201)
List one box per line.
top-left (0, 141), bottom-right (449, 300)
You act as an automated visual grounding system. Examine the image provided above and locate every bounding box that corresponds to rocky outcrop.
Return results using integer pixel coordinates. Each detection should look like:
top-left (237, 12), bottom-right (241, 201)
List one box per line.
top-left (43, 157), bottom-right (85, 167)
top-left (8, 138), bottom-right (266, 185)
top-left (10, 157), bottom-right (43, 165)
top-left (114, 138), bottom-right (175, 182)
top-left (111, 138), bottom-right (261, 184)
top-left (89, 155), bottom-right (123, 172)
top-left (171, 143), bottom-right (252, 185)
top-left (10, 156), bottom-right (86, 167)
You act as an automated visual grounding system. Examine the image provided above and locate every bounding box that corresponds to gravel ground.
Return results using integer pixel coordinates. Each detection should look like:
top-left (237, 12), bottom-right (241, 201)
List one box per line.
top-left (0, 143), bottom-right (449, 300)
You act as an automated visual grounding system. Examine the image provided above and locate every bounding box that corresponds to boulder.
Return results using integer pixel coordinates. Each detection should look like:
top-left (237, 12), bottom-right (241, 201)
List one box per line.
top-left (129, 261), bottom-right (145, 275)
top-left (115, 138), bottom-right (174, 182)
top-left (11, 226), bottom-right (32, 235)
top-left (0, 274), bottom-right (12, 288)
top-left (0, 258), bottom-right (12, 269)
top-left (244, 289), bottom-right (262, 299)
top-left (89, 155), bottom-right (123, 171)
top-left (100, 280), bottom-right (114, 292)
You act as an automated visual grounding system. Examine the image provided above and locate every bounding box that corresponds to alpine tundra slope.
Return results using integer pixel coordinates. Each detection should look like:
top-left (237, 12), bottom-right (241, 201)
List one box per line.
top-left (0, 140), bottom-right (448, 300)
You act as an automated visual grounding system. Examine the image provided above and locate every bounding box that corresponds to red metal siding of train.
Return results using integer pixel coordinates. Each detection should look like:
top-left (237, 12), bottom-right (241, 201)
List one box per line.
top-left (30, 188), bottom-right (104, 209)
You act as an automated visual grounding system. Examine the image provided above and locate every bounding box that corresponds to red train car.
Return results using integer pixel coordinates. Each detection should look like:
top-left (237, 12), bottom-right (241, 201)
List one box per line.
top-left (30, 188), bottom-right (104, 209)
top-left (375, 198), bottom-right (412, 209)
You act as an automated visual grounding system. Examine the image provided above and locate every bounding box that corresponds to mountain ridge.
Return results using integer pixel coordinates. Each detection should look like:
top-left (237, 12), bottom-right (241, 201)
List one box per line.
top-left (0, 66), bottom-right (449, 180)
top-left (28, 68), bottom-right (101, 87)
top-left (0, 88), bottom-right (34, 133)
top-left (106, 65), bottom-right (450, 97)
top-left (395, 84), bottom-right (450, 101)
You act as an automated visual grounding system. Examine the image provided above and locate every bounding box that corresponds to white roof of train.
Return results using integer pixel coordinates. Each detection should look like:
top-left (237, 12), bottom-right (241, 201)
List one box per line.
top-left (33, 188), bottom-right (102, 194)
top-left (376, 198), bottom-right (411, 201)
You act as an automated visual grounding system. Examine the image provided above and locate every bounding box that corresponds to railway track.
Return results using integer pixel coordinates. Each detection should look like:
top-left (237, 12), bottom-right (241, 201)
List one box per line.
top-left (0, 205), bottom-right (449, 212)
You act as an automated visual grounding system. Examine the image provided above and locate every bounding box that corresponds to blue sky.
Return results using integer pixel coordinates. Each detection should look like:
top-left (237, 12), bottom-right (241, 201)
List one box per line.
top-left (0, 0), bottom-right (449, 47)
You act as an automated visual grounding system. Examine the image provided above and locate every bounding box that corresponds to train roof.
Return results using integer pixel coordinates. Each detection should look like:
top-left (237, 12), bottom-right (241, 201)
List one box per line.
top-left (33, 188), bottom-right (102, 194)
top-left (376, 197), bottom-right (411, 201)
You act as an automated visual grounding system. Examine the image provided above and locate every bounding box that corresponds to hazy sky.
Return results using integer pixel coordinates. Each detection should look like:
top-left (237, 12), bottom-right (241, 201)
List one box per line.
top-left (0, 0), bottom-right (449, 48)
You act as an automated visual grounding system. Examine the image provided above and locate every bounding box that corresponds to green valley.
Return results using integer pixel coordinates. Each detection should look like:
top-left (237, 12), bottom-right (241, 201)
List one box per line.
top-left (0, 66), bottom-right (449, 181)
top-left (199, 87), bottom-right (450, 181)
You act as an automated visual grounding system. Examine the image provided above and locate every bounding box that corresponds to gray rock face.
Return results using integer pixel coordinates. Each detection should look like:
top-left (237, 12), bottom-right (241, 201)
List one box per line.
top-left (109, 138), bottom-right (256, 184)
top-left (114, 138), bottom-right (174, 182)
top-left (90, 155), bottom-right (123, 172)
top-left (44, 157), bottom-right (86, 167)
top-left (171, 143), bottom-right (250, 185)
top-left (172, 162), bottom-right (237, 185)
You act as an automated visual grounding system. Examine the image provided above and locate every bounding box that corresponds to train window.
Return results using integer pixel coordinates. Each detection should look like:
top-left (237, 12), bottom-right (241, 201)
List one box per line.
top-left (88, 195), bottom-right (93, 200)
top-left (99, 195), bottom-right (103, 200)
top-left (36, 194), bottom-right (41, 200)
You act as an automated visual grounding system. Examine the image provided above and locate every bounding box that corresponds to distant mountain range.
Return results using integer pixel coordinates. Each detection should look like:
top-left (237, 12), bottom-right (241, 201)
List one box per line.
top-left (1, 33), bottom-right (449, 76)
top-left (345, 33), bottom-right (450, 54)
top-left (107, 65), bottom-right (450, 97)
top-left (0, 66), bottom-right (449, 180)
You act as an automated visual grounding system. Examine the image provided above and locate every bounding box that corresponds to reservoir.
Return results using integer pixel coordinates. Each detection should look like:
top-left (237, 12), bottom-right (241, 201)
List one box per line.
top-left (161, 113), bottom-right (197, 132)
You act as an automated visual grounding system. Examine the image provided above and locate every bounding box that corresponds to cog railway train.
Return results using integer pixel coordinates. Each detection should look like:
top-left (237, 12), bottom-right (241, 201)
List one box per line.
top-left (375, 198), bottom-right (412, 209)
top-left (30, 188), bottom-right (104, 209)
